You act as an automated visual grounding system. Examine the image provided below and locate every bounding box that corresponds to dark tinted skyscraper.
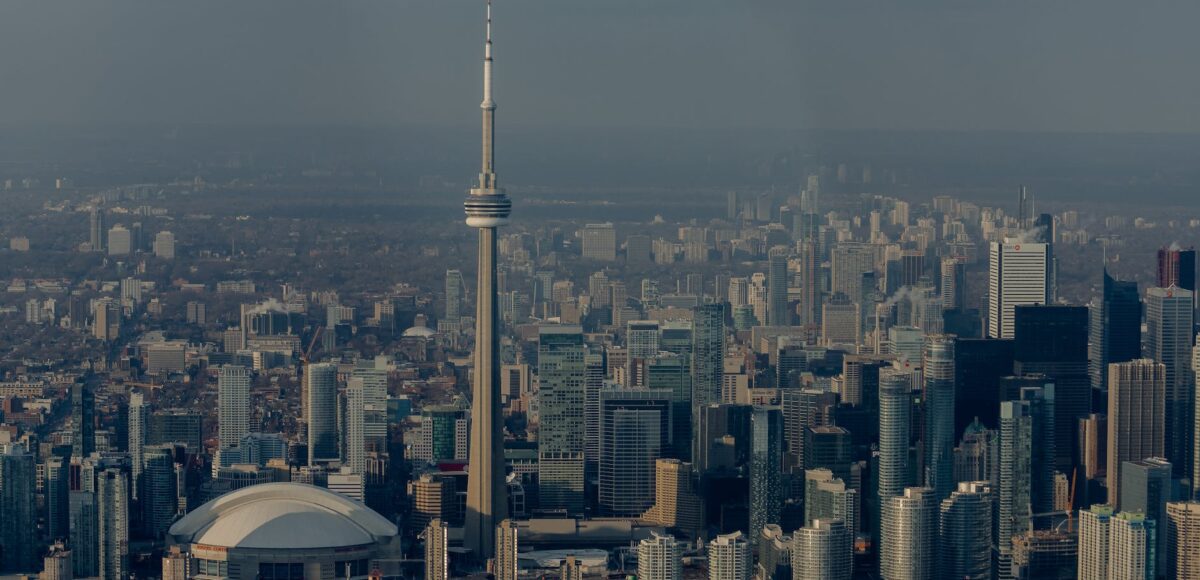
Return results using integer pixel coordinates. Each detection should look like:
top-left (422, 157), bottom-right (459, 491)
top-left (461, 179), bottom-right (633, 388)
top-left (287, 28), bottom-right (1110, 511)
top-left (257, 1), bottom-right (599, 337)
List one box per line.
top-left (1157, 246), bottom-right (1196, 293)
top-left (1089, 269), bottom-right (1142, 391)
top-left (71, 384), bottom-right (95, 459)
top-left (1013, 305), bottom-right (1089, 471)
top-left (954, 338), bottom-right (1014, 434)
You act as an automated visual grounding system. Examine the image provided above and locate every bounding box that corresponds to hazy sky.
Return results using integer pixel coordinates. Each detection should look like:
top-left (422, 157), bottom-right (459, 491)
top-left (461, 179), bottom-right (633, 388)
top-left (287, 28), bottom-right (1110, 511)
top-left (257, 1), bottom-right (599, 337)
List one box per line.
top-left (1, 0), bottom-right (1198, 133)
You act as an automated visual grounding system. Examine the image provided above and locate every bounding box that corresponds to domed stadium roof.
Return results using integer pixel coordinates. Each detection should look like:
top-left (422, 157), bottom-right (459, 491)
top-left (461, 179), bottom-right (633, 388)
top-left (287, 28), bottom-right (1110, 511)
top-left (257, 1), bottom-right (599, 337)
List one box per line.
top-left (168, 483), bottom-right (397, 550)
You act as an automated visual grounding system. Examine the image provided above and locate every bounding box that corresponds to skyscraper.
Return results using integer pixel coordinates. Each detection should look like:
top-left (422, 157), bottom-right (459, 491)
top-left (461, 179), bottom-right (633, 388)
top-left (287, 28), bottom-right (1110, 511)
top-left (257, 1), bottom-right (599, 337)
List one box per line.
top-left (987, 238), bottom-right (1050, 339)
top-left (791, 519), bottom-right (851, 580)
top-left (692, 304), bottom-right (726, 457)
top-left (462, 0), bottom-right (513, 561)
top-left (537, 326), bottom-right (586, 514)
top-left (424, 518), bottom-right (449, 580)
top-left (128, 390), bottom-right (146, 500)
top-left (1089, 269), bottom-right (1141, 390)
top-left (880, 487), bottom-right (937, 580)
top-left (707, 532), bottom-right (752, 580)
top-left (1107, 360), bottom-right (1166, 506)
top-left (939, 481), bottom-right (993, 580)
top-left (305, 363), bottom-right (338, 465)
top-left (598, 388), bottom-right (671, 517)
top-left (70, 490), bottom-right (98, 577)
top-left (1165, 501), bottom-right (1200, 579)
top-left (1156, 245), bottom-right (1196, 294)
top-left (781, 388), bottom-right (837, 472)
top-left (1145, 286), bottom-right (1195, 478)
top-left (1119, 457), bottom-right (1173, 577)
top-left (71, 384), bottom-right (95, 459)
top-left (97, 468), bottom-right (128, 580)
top-left (768, 250), bottom-right (790, 326)
top-left (1013, 304), bottom-right (1090, 472)
top-left (997, 384), bottom-right (1056, 573)
top-left (89, 208), bottom-right (105, 252)
top-left (140, 444), bottom-right (178, 539)
top-left (878, 368), bottom-right (913, 501)
top-left (345, 375), bottom-right (367, 475)
top-left (45, 456), bottom-right (69, 543)
top-left (637, 532), bottom-right (683, 580)
top-left (0, 446), bottom-right (36, 573)
top-left (1110, 511), bottom-right (1157, 580)
top-left (940, 256), bottom-right (967, 310)
top-left (804, 468), bottom-right (858, 556)
top-left (923, 335), bottom-right (956, 501)
top-left (581, 222), bottom-right (617, 261)
top-left (494, 519), bottom-right (518, 580)
top-left (1078, 505), bottom-right (1113, 580)
top-left (444, 269), bottom-right (464, 324)
top-left (749, 406), bottom-right (784, 546)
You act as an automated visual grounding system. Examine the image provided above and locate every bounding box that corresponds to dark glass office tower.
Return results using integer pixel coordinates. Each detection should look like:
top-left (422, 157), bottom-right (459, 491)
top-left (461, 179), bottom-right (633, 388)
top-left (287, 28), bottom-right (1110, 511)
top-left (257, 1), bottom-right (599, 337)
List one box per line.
top-left (1157, 246), bottom-right (1197, 293)
top-left (1013, 305), bottom-right (1090, 472)
top-left (1089, 268), bottom-right (1142, 391)
top-left (953, 338), bottom-right (1014, 435)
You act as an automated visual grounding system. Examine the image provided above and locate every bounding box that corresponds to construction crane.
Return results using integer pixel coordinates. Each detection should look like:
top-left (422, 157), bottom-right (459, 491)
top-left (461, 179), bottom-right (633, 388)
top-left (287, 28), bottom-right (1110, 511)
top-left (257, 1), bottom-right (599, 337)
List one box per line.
top-left (298, 326), bottom-right (324, 375)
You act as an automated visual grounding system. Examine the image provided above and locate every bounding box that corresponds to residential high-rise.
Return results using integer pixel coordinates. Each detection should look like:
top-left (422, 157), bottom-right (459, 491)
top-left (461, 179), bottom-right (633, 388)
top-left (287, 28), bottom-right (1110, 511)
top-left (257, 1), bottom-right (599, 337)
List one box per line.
top-left (692, 304), bottom-right (725, 407)
top-left (345, 375), bottom-right (367, 475)
top-left (45, 457), bottom-right (70, 543)
top-left (537, 326), bottom-right (586, 514)
top-left (878, 368), bottom-right (913, 501)
top-left (749, 406), bottom-right (784, 546)
top-left (598, 388), bottom-right (671, 517)
top-left (1145, 286), bottom-right (1195, 478)
top-left (444, 269), bottom-right (465, 324)
top-left (1078, 505), bottom-right (1114, 580)
top-left (89, 208), bottom-right (105, 251)
top-left (797, 238), bottom-right (821, 327)
top-left (1165, 501), bottom-right (1200, 579)
top-left (494, 519), bottom-right (518, 580)
top-left (791, 519), bottom-right (851, 580)
top-left (424, 518), bottom-right (449, 580)
top-left (461, 0), bottom-right (512, 562)
top-left (804, 468), bottom-right (858, 556)
top-left (987, 238), bottom-right (1050, 339)
top-left (218, 365), bottom-right (250, 451)
top-left (581, 223), bottom-right (617, 261)
top-left (940, 256), bottom-right (967, 310)
top-left (768, 250), bottom-right (790, 326)
top-left (71, 384), bottom-right (95, 458)
top-left (939, 481), bottom-right (993, 580)
top-left (637, 532), bottom-right (683, 580)
top-left (162, 546), bottom-right (190, 580)
top-left (106, 224), bottom-right (131, 256)
top-left (128, 390), bottom-right (146, 501)
top-left (140, 444), bottom-right (178, 539)
top-left (97, 468), bottom-right (128, 580)
top-left (707, 532), bottom-right (752, 580)
top-left (305, 363), bottom-right (338, 465)
top-left (1118, 457), bottom-right (1172, 576)
top-left (1107, 360), bottom-right (1166, 506)
top-left (1110, 511), bottom-right (1157, 580)
top-left (880, 487), bottom-right (937, 580)
top-left (69, 490), bottom-right (98, 577)
top-left (1013, 304), bottom-right (1090, 472)
top-left (0, 446), bottom-right (37, 573)
top-left (923, 335), bottom-right (956, 501)
top-left (642, 459), bottom-right (703, 535)
top-left (1089, 269), bottom-right (1141, 390)
top-left (152, 230), bottom-right (175, 259)
top-left (997, 385), bottom-right (1056, 572)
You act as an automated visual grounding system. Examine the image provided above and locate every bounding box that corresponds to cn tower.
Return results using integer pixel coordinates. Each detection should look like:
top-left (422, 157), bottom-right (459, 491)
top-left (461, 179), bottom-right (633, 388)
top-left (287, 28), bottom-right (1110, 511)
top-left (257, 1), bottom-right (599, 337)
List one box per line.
top-left (462, 0), bottom-right (510, 562)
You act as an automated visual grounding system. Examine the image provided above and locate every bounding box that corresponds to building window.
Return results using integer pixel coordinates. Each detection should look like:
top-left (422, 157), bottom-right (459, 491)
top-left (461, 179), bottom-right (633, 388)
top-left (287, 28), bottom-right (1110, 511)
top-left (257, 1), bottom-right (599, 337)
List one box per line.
top-left (335, 559), bottom-right (369, 577)
top-left (197, 559), bottom-right (228, 576)
top-left (258, 562), bottom-right (304, 580)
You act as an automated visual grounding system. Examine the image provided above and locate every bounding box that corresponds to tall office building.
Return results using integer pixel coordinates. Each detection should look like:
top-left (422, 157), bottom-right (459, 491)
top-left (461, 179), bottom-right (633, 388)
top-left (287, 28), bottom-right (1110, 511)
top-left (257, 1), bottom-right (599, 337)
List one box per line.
top-left (987, 238), bottom-right (1050, 339)
top-left (768, 250), bottom-right (790, 326)
top-left (538, 326), bottom-right (586, 514)
top-left (494, 519), bottom-right (518, 580)
top-left (106, 224), bottom-right (131, 256)
top-left (45, 457), bottom-right (70, 542)
top-left (637, 532), bottom-right (683, 580)
top-left (89, 208), bottom-right (105, 251)
top-left (797, 239), bottom-right (821, 327)
top-left (1089, 269), bottom-right (1141, 390)
top-left (940, 256), bottom-right (967, 310)
top-left (831, 242), bottom-right (875, 307)
top-left (305, 363), bottom-right (338, 464)
top-left (707, 532), bottom-right (752, 580)
top-left (218, 365), bottom-right (250, 451)
top-left (461, 0), bottom-right (513, 561)
top-left (997, 385), bottom-right (1056, 572)
top-left (647, 352), bottom-right (693, 461)
top-left (1119, 457), bottom-right (1172, 576)
top-left (791, 519), bottom-right (851, 580)
top-left (128, 390), bottom-right (147, 500)
top-left (642, 459), bottom-right (703, 534)
top-left (693, 404), bottom-right (752, 474)
top-left (581, 223), bottom-right (617, 261)
top-left (878, 368), bottom-right (913, 501)
top-left (923, 335), bottom-right (956, 501)
top-left (140, 445), bottom-right (178, 539)
top-left (444, 269), bottom-right (464, 324)
top-left (424, 519), bottom-right (449, 580)
top-left (1013, 304), bottom-right (1090, 471)
top-left (954, 338), bottom-right (1014, 434)
top-left (70, 491), bottom-right (98, 577)
top-left (749, 406), bottom-right (784, 546)
top-left (582, 352), bottom-right (606, 473)
top-left (880, 487), bottom-right (937, 580)
top-left (598, 388), bottom-right (671, 517)
top-left (939, 481), bottom-right (994, 580)
top-left (152, 230), bottom-right (175, 259)
top-left (71, 384), bottom-right (95, 458)
top-left (781, 388), bottom-right (837, 472)
top-left (1145, 286), bottom-right (1195, 478)
top-left (97, 468), bottom-right (128, 580)
top-left (1165, 501), bottom-right (1200, 579)
top-left (692, 304), bottom-right (725, 408)
top-left (1107, 360), bottom-right (1166, 506)
top-left (1156, 245), bottom-right (1197, 294)
top-left (1078, 505), bottom-right (1113, 580)
top-left (0, 446), bottom-right (36, 572)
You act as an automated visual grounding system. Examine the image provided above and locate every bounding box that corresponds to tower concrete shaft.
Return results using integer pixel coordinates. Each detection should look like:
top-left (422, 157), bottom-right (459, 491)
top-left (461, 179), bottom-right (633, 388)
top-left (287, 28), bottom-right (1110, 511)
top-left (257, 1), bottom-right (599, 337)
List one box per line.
top-left (463, 0), bottom-right (510, 562)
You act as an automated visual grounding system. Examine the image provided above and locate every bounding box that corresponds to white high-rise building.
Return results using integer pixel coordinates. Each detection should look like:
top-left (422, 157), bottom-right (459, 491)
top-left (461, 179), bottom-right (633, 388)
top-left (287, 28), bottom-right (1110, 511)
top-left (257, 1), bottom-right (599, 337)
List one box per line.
top-left (881, 487), bottom-right (937, 580)
top-left (345, 376), bottom-right (366, 475)
top-left (305, 363), bottom-right (339, 465)
top-left (1078, 505), bottom-right (1113, 580)
top-left (98, 468), bottom-right (128, 580)
top-left (106, 225), bottom-right (131, 256)
top-left (495, 519), bottom-right (519, 580)
top-left (1145, 286), bottom-right (1194, 477)
top-left (707, 531), bottom-right (752, 580)
top-left (637, 532), bottom-right (683, 580)
top-left (791, 519), bottom-right (851, 580)
top-left (424, 519), bottom-right (449, 580)
top-left (128, 390), bottom-right (146, 499)
top-left (218, 365), bottom-right (250, 450)
top-left (153, 231), bottom-right (176, 259)
top-left (1110, 511), bottom-right (1156, 580)
top-left (581, 223), bottom-right (617, 261)
top-left (987, 239), bottom-right (1050, 339)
